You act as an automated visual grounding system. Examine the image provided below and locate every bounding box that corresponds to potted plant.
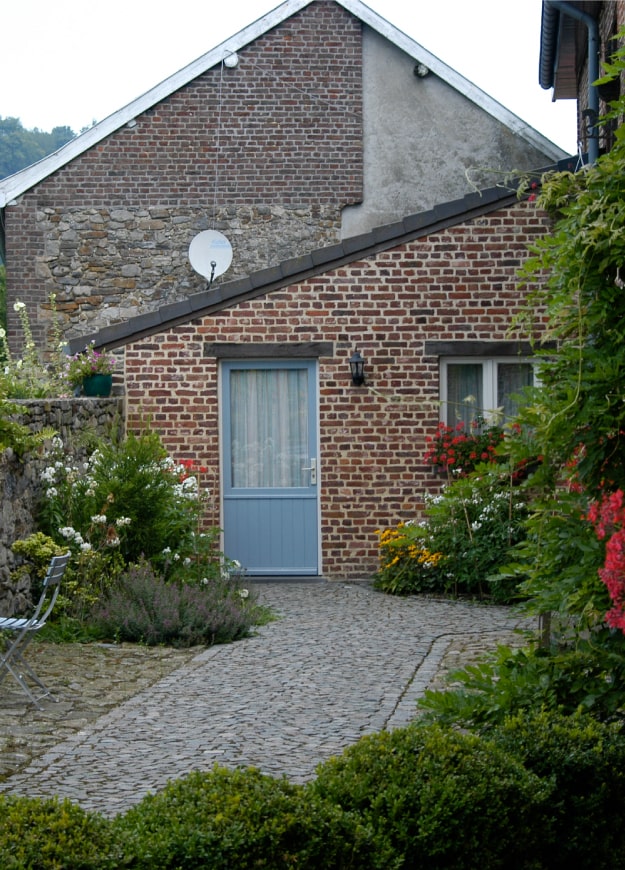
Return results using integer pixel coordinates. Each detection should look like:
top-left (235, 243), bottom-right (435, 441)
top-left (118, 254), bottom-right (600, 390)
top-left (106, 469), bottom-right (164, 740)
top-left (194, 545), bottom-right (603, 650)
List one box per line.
top-left (65, 344), bottom-right (116, 396)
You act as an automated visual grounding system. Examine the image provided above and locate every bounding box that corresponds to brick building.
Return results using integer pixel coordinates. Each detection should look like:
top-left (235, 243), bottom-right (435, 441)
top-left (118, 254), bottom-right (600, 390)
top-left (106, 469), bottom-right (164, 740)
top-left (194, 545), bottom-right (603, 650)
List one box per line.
top-left (0, 0), bottom-right (576, 579)
top-left (67, 184), bottom-right (563, 579)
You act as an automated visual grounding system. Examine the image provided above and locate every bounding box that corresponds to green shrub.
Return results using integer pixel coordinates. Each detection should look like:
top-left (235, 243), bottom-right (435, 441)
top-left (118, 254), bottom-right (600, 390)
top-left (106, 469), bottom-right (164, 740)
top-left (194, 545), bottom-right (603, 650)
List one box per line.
top-left (38, 430), bottom-right (199, 566)
top-left (418, 628), bottom-right (625, 728)
top-left (0, 794), bottom-right (115, 869)
top-left (91, 558), bottom-right (261, 647)
top-left (310, 721), bottom-right (551, 869)
top-left (489, 710), bottom-right (625, 869)
top-left (375, 463), bottom-right (530, 602)
top-left (111, 766), bottom-right (376, 869)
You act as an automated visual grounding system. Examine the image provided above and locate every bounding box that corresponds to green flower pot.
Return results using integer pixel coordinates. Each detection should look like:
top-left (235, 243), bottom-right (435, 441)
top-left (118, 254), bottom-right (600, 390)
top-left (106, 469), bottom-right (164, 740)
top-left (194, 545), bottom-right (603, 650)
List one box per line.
top-left (82, 374), bottom-right (113, 397)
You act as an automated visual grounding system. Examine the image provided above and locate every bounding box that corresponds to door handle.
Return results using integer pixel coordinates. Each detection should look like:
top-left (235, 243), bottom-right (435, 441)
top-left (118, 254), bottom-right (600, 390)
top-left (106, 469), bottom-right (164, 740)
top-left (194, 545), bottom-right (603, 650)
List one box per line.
top-left (302, 458), bottom-right (317, 484)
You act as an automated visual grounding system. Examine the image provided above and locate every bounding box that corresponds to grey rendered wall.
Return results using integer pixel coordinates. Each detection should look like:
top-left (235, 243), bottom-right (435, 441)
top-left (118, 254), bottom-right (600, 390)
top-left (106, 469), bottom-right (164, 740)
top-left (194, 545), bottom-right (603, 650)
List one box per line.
top-left (342, 27), bottom-right (556, 237)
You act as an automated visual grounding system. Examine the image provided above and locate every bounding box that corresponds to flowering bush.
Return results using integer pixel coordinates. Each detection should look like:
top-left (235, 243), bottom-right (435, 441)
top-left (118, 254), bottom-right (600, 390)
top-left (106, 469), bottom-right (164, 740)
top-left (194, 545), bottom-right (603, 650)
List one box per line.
top-left (38, 431), bottom-right (201, 566)
top-left (376, 463), bottom-right (531, 602)
top-left (0, 297), bottom-right (68, 398)
top-left (31, 431), bottom-right (262, 640)
top-left (91, 558), bottom-right (258, 647)
top-left (65, 343), bottom-right (116, 387)
top-left (588, 488), bottom-right (625, 633)
top-left (424, 420), bottom-right (505, 476)
top-left (374, 523), bottom-right (444, 595)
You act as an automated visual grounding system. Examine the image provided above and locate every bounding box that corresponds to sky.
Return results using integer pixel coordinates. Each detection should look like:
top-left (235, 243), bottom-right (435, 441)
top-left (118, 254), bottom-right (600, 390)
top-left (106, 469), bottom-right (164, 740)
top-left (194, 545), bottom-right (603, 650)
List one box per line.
top-left (2, 0), bottom-right (578, 154)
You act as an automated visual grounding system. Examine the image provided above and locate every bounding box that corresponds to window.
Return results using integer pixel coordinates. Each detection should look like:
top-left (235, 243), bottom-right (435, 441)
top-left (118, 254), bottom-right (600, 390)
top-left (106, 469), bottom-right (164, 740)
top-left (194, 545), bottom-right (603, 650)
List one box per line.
top-left (440, 358), bottom-right (535, 427)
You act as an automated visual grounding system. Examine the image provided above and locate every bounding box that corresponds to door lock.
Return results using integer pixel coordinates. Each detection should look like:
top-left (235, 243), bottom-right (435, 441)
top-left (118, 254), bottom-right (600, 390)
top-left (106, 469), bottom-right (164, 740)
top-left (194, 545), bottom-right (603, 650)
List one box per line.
top-left (302, 458), bottom-right (317, 484)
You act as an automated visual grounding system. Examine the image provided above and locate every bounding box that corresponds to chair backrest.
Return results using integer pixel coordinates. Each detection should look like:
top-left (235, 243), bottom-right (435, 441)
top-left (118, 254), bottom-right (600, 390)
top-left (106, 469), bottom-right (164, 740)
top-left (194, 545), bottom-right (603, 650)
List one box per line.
top-left (31, 552), bottom-right (71, 625)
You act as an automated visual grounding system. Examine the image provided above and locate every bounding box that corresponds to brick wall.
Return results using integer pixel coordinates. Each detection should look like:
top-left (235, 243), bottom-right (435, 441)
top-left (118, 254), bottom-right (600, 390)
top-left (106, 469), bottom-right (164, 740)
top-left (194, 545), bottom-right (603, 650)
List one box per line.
top-left (4, 0), bottom-right (363, 348)
top-left (124, 200), bottom-right (550, 579)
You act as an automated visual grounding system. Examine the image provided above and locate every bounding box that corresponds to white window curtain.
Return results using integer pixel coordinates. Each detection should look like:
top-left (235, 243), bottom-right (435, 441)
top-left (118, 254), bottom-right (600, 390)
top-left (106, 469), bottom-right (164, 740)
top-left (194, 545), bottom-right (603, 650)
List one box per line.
top-left (446, 364), bottom-right (483, 427)
top-left (230, 368), bottom-right (309, 488)
top-left (497, 363), bottom-right (533, 420)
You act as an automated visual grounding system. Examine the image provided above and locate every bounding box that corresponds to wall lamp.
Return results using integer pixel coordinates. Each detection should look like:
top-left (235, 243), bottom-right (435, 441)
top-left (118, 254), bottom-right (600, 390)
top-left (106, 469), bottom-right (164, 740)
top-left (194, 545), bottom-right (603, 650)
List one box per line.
top-left (349, 351), bottom-right (366, 386)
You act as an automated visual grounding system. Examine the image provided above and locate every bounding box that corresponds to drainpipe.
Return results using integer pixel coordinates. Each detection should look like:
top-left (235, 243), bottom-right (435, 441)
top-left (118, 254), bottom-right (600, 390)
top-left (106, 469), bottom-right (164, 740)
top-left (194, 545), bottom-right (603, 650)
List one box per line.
top-left (545, 0), bottom-right (600, 163)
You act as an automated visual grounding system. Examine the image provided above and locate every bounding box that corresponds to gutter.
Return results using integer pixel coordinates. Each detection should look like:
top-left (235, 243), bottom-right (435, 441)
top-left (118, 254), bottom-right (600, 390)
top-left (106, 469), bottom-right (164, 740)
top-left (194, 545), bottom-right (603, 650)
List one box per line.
top-left (541, 0), bottom-right (600, 164)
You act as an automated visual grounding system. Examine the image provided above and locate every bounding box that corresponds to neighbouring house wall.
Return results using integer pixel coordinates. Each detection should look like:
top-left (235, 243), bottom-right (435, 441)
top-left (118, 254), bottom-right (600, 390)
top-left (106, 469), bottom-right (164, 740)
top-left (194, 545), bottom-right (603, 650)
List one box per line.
top-left (3, 0), bottom-right (363, 350)
top-left (0, 398), bottom-right (123, 614)
top-left (124, 199), bottom-right (550, 580)
top-left (342, 26), bottom-right (558, 237)
top-left (576, 0), bottom-right (625, 154)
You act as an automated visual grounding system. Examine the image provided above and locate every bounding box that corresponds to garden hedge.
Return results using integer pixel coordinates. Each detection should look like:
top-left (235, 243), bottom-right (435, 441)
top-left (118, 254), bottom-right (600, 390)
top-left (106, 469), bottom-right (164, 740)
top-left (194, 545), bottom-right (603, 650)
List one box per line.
top-left (1, 712), bottom-right (625, 869)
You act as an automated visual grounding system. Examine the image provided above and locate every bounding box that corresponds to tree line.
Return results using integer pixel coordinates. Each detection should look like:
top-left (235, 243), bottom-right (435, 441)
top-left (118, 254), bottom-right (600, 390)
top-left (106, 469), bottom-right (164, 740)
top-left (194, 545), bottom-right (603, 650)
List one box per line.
top-left (0, 116), bottom-right (76, 179)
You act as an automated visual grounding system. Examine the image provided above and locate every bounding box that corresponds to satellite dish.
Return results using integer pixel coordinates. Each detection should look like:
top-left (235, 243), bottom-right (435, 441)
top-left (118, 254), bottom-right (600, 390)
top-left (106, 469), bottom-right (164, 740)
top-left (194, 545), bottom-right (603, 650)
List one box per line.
top-left (188, 230), bottom-right (233, 284)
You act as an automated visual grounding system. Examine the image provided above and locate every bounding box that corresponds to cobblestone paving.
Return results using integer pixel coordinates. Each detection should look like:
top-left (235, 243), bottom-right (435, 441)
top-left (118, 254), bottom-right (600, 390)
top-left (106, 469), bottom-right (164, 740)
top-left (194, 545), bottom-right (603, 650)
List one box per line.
top-left (0, 582), bottom-right (535, 817)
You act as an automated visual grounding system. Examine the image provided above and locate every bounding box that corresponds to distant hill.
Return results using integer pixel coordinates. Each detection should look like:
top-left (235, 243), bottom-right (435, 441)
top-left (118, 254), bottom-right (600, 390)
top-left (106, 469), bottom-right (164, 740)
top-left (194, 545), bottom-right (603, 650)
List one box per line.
top-left (0, 117), bottom-right (76, 179)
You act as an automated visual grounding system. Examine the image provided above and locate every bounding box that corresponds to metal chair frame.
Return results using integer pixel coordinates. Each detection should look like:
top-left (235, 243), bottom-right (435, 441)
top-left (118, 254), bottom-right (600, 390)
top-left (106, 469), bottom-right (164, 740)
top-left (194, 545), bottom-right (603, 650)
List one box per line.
top-left (0, 552), bottom-right (70, 708)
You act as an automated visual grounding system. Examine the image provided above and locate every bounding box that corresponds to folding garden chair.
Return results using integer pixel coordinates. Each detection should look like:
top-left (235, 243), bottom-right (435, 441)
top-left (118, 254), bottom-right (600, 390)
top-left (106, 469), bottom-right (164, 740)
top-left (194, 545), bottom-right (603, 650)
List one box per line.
top-left (0, 552), bottom-right (70, 708)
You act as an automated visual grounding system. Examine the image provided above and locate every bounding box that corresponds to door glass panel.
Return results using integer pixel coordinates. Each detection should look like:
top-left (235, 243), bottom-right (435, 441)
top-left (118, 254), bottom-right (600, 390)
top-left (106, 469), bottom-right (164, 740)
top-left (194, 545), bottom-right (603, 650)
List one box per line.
top-left (446, 364), bottom-right (483, 427)
top-left (497, 363), bottom-right (533, 421)
top-left (229, 368), bottom-right (309, 488)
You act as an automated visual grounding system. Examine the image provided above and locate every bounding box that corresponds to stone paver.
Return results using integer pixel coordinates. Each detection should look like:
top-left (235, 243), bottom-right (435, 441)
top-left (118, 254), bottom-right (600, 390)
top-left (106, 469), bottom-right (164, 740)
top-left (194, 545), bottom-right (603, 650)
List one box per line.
top-left (0, 582), bottom-right (535, 816)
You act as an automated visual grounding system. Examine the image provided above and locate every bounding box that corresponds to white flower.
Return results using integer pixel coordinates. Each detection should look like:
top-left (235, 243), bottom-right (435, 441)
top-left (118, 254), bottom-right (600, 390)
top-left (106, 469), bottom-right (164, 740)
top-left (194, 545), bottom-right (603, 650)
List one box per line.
top-left (183, 557), bottom-right (191, 567)
top-left (13, 301), bottom-right (25, 312)
top-left (238, 588), bottom-right (249, 599)
top-left (46, 486), bottom-right (58, 498)
top-left (162, 547), bottom-right (171, 555)
top-left (106, 536), bottom-right (120, 548)
top-left (80, 542), bottom-right (92, 552)
top-left (59, 526), bottom-right (75, 539)
top-left (0, 328), bottom-right (5, 339)
top-left (115, 516), bottom-right (131, 527)
top-left (173, 553), bottom-right (180, 561)
top-left (91, 514), bottom-right (107, 524)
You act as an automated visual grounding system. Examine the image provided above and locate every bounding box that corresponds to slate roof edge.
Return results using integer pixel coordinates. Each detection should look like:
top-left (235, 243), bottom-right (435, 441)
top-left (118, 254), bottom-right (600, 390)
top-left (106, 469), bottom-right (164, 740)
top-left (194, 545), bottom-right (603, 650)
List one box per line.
top-left (67, 164), bottom-right (575, 355)
top-left (0, 0), bottom-right (567, 208)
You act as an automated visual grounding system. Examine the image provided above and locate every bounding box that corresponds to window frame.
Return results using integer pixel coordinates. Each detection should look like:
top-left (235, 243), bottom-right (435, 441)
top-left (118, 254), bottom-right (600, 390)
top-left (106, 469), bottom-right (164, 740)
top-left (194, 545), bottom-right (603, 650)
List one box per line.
top-left (439, 356), bottom-right (538, 427)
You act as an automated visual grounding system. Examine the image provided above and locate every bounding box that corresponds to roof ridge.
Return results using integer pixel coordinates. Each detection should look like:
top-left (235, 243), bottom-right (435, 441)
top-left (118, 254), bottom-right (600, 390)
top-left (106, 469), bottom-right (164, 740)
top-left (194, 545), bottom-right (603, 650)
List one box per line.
top-left (1, 0), bottom-right (565, 208)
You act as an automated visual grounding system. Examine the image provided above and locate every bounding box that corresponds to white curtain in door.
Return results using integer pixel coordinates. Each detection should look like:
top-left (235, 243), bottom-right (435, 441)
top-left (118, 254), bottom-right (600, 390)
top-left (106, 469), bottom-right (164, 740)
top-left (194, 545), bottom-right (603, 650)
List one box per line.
top-left (230, 368), bottom-right (309, 488)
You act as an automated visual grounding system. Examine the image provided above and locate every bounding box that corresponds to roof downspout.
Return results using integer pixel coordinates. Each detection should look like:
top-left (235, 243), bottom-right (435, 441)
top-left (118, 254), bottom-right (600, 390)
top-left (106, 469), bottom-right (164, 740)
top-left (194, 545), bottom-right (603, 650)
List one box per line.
top-left (545, 0), bottom-right (600, 163)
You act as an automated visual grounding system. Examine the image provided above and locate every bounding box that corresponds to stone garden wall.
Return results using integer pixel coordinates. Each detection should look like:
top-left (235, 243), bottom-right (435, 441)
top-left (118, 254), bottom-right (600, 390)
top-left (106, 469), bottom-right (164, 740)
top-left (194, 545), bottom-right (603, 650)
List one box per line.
top-left (0, 398), bottom-right (124, 614)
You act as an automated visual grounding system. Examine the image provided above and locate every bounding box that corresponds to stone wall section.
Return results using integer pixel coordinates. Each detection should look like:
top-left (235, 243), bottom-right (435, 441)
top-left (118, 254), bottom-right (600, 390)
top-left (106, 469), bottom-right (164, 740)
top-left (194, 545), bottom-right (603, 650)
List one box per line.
top-left (124, 200), bottom-right (551, 580)
top-left (4, 0), bottom-right (363, 349)
top-left (0, 398), bottom-right (123, 614)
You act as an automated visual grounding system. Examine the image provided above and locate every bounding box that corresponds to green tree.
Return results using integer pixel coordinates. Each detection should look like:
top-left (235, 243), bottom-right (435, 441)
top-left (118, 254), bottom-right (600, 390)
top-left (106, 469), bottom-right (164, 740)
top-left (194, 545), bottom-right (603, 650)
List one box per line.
top-left (0, 116), bottom-right (75, 179)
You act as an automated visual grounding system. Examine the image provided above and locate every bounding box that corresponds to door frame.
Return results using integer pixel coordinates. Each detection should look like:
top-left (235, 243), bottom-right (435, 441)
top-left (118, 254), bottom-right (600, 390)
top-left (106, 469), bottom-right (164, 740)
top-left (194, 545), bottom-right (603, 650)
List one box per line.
top-left (219, 357), bottom-right (322, 577)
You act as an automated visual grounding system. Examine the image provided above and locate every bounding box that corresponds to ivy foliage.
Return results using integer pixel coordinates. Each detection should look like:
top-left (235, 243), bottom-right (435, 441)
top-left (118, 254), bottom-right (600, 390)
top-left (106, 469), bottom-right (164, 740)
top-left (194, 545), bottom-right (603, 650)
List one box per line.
top-left (420, 41), bottom-right (625, 727)
top-left (514, 89), bottom-right (625, 495)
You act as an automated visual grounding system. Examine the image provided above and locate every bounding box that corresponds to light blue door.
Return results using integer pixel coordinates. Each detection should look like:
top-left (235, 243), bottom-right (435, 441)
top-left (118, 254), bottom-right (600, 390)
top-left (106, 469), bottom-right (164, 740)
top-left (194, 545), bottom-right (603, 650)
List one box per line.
top-left (222, 360), bottom-right (319, 576)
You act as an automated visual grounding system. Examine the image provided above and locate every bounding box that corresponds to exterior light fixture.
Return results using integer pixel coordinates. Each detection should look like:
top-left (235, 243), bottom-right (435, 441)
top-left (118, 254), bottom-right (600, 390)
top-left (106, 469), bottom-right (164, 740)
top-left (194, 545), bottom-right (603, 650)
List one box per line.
top-left (349, 351), bottom-right (365, 386)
